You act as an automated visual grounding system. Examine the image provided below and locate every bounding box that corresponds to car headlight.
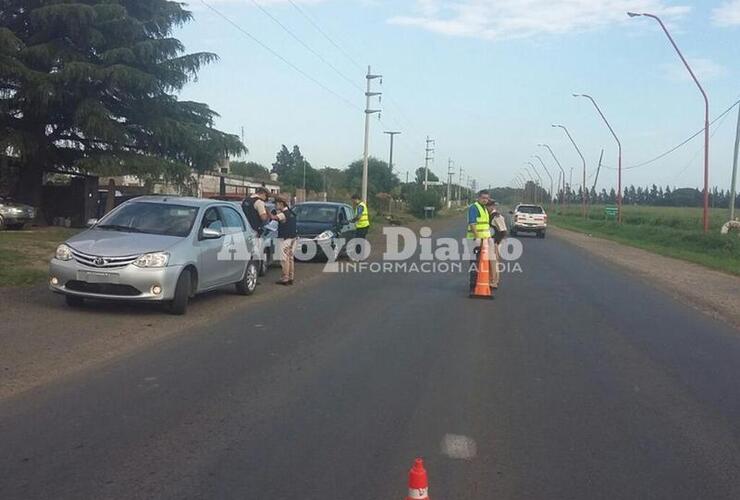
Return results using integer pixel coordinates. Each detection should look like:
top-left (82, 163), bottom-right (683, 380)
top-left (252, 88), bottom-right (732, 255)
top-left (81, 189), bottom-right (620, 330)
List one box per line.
top-left (316, 230), bottom-right (334, 241)
top-left (133, 252), bottom-right (170, 268)
top-left (55, 244), bottom-right (73, 261)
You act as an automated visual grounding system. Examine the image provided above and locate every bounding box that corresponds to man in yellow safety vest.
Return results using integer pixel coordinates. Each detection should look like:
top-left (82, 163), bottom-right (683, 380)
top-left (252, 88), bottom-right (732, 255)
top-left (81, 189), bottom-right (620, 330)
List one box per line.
top-left (351, 193), bottom-right (370, 238)
top-left (466, 190), bottom-right (492, 293)
top-left (351, 194), bottom-right (370, 257)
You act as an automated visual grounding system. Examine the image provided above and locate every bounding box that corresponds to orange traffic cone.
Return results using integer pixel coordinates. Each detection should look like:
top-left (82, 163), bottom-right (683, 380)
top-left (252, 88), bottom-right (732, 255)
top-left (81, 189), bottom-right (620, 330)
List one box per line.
top-left (470, 238), bottom-right (493, 299)
top-left (406, 458), bottom-right (430, 500)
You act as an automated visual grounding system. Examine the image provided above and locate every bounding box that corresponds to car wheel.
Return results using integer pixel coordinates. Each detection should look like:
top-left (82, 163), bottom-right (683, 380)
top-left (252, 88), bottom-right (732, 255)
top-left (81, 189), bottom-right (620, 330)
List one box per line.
top-left (167, 269), bottom-right (192, 315)
top-left (236, 261), bottom-right (258, 295)
top-left (65, 295), bottom-right (84, 307)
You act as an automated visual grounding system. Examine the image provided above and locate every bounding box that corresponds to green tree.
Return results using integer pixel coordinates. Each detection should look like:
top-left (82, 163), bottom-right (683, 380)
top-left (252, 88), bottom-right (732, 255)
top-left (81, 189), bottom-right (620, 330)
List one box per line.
top-left (415, 167), bottom-right (438, 184)
top-left (1, 0), bottom-right (244, 204)
top-left (230, 161), bottom-right (269, 180)
top-left (406, 185), bottom-right (442, 217)
top-left (344, 157), bottom-right (399, 198)
top-left (270, 144), bottom-right (321, 191)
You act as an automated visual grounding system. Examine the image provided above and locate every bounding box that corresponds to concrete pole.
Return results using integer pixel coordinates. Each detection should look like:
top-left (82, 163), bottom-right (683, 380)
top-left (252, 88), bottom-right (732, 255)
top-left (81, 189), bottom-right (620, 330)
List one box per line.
top-left (731, 104), bottom-right (740, 221)
top-left (362, 65), bottom-right (382, 202)
top-left (424, 136), bottom-right (435, 191)
top-left (446, 158), bottom-right (454, 208)
top-left (384, 131), bottom-right (401, 172)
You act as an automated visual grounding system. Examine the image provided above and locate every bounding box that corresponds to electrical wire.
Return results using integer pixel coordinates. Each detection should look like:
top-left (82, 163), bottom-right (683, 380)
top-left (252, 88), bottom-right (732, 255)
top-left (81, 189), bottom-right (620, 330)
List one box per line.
top-left (601, 98), bottom-right (740, 171)
top-left (200, 0), bottom-right (361, 112)
top-left (250, 0), bottom-right (364, 93)
top-left (287, 0), bottom-right (365, 72)
top-left (288, 0), bottom-right (430, 165)
top-left (672, 105), bottom-right (733, 183)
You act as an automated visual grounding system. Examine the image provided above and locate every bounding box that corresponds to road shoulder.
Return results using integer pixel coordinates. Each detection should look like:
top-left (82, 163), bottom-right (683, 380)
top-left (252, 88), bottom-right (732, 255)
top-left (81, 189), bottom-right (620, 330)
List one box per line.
top-left (0, 213), bottom-right (463, 400)
top-left (550, 226), bottom-right (740, 329)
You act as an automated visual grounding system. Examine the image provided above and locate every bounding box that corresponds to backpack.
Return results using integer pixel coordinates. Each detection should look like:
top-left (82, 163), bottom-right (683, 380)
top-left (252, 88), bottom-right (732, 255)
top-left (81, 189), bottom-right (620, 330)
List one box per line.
top-left (241, 196), bottom-right (265, 233)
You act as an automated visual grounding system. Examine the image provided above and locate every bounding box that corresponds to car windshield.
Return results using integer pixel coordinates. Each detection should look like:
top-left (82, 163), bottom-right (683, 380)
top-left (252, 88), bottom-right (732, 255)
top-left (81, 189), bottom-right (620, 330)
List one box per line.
top-left (293, 205), bottom-right (337, 224)
top-left (518, 205), bottom-right (544, 214)
top-left (97, 202), bottom-right (198, 237)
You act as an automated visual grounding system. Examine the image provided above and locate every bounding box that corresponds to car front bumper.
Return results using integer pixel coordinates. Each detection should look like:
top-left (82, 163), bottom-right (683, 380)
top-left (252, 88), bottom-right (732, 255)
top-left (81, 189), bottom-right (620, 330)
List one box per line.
top-left (513, 223), bottom-right (547, 232)
top-left (1, 215), bottom-right (34, 225)
top-left (49, 259), bottom-right (184, 301)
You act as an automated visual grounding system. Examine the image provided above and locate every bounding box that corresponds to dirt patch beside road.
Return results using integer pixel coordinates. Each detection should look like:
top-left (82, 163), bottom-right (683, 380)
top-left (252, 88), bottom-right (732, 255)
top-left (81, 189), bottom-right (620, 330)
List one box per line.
top-left (0, 214), bottom-right (462, 400)
top-left (550, 226), bottom-right (740, 329)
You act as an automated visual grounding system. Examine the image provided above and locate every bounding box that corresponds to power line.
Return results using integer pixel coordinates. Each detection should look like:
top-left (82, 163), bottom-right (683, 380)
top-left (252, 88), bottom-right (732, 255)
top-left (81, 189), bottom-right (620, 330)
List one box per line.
top-left (200, 0), bottom-right (360, 112)
top-left (287, 0), bottom-right (365, 71)
top-left (250, 0), bottom-right (363, 93)
top-left (602, 99), bottom-right (740, 171)
top-left (672, 105), bottom-right (733, 183)
top-left (285, 0), bottom-right (426, 151)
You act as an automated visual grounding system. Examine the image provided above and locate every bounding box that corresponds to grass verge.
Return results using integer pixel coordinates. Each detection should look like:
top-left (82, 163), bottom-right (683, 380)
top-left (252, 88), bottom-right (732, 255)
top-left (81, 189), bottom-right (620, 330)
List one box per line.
top-left (549, 205), bottom-right (740, 276)
top-left (0, 227), bottom-right (79, 287)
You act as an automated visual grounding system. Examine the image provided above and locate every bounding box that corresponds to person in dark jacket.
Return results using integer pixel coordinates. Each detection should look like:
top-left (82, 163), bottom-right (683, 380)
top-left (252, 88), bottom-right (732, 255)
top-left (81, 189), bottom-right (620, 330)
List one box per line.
top-left (272, 196), bottom-right (297, 285)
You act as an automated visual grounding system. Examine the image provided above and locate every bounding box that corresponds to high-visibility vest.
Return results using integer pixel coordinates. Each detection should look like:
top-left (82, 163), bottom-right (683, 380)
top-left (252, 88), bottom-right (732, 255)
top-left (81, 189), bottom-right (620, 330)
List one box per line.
top-left (466, 202), bottom-right (491, 239)
top-left (356, 201), bottom-right (370, 229)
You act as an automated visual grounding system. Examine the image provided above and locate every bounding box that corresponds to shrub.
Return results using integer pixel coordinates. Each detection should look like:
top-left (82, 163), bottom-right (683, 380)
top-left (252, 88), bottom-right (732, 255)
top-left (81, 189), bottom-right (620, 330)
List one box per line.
top-left (407, 189), bottom-right (443, 217)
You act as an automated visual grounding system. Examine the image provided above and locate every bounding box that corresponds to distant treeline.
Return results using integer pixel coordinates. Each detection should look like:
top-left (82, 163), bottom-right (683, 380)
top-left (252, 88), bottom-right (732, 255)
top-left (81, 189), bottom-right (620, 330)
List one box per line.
top-left (491, 184), bottom-right (738, 208)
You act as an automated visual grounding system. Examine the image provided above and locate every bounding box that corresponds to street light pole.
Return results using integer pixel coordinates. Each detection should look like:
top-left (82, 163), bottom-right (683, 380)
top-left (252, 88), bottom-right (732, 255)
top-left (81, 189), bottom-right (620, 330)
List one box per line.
top-left (523, 166), bottom-right (536, 203)
top-left (517, 173), bottom-right (528, 200)
top-left (538, 144), bottom-right (567, 210)
top-left (628, 11), bottom-right (710, 233)
top-left (527, 161), bottom-right (544, 205)
top-left (573, 93), bottom-right (623, 223)
top-left (532, 155), bottom-right (554, 208)
top-left (553, 124), bottom-right (587, 218)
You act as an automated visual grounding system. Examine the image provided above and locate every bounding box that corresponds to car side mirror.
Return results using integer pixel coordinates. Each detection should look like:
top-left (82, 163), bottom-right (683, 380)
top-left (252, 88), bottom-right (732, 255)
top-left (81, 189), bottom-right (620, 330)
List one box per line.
top-left (201, 227), bottom-right (224, 240)
top-left (87, 218), bottom-right (99, 227)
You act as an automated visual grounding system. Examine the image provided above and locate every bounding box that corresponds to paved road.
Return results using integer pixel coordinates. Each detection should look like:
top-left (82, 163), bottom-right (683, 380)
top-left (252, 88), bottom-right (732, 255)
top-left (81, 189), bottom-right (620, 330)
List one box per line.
top-left (2, 224), bottom-right (740, 499)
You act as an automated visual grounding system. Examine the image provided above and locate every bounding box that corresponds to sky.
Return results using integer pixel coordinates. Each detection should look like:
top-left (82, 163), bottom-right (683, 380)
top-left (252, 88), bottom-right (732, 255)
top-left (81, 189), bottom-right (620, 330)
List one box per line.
top-left (176, 0), bottom-right (740, 193)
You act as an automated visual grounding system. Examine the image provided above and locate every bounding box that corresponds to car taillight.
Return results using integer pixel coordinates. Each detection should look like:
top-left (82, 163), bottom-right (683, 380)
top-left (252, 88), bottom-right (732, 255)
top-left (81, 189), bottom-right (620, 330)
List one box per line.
top-left (544, 215), bottom-right (548, 222)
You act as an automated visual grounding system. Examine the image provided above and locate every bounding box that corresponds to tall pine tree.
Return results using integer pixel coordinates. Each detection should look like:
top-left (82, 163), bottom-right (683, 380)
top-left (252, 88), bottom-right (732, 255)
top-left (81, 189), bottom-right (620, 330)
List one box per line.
top-left (0, 0), bottom-right (244, 203)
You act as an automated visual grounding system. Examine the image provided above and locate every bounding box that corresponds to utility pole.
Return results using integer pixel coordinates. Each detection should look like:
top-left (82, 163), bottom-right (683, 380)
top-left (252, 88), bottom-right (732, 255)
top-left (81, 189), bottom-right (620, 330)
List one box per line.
top-left (362, 65), bottom-right (382, 203)
top-left (383, 131), bottom-right (401, 171)
top-left (446, 158), bottom-right (454, 208)
top-left (731, 104), bottom-right (740, 221)
top-left (458, 165), bottom-right (464, 202)
top-left (424, 136), bottom-right (435, 191)
top-left (592, 149), bottom-right (604, 193)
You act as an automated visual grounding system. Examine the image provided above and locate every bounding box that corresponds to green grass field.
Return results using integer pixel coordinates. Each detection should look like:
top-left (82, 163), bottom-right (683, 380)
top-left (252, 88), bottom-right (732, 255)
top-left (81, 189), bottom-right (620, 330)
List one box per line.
top-left (549, 204), bottom-right (740, 276)
top-left (0, 227), bottom-right (78, 287)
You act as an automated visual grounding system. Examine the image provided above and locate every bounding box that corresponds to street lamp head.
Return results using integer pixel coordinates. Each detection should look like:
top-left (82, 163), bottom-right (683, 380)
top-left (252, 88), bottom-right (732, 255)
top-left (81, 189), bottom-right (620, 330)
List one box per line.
top-left (627, 11), bottom-right (642, 18)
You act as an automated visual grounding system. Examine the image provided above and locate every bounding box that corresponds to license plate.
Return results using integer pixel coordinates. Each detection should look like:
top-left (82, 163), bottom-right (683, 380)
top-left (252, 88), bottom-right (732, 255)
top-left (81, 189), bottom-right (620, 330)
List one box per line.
top-left (78, 271), bottom-right (119, 283)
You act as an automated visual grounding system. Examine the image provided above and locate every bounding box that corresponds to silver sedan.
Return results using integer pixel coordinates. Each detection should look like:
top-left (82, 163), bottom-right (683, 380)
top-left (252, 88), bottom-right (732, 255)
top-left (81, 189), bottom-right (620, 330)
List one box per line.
top-left (49, 196), bottom-right (260, 314)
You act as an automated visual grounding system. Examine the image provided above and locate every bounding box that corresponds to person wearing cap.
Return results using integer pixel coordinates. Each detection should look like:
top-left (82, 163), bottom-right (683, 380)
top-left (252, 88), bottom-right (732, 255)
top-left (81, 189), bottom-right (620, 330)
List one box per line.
top-left (486, 199), bottom-right (508, 290)
top-left (466, 190), bottom-right (492, 294)
top-left (271, 196), bottom-right (297, 285)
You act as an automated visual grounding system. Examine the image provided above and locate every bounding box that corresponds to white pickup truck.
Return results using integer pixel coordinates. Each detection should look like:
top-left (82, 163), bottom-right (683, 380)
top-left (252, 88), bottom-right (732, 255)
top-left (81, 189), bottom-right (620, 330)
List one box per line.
top-left (510, 204), bottom-right (547, 238)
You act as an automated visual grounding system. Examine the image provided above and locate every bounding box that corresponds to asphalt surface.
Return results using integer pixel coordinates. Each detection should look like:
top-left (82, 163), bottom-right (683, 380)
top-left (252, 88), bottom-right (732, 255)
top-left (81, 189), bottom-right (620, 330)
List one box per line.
top-left (1, 223), bottom-right (740, 499)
